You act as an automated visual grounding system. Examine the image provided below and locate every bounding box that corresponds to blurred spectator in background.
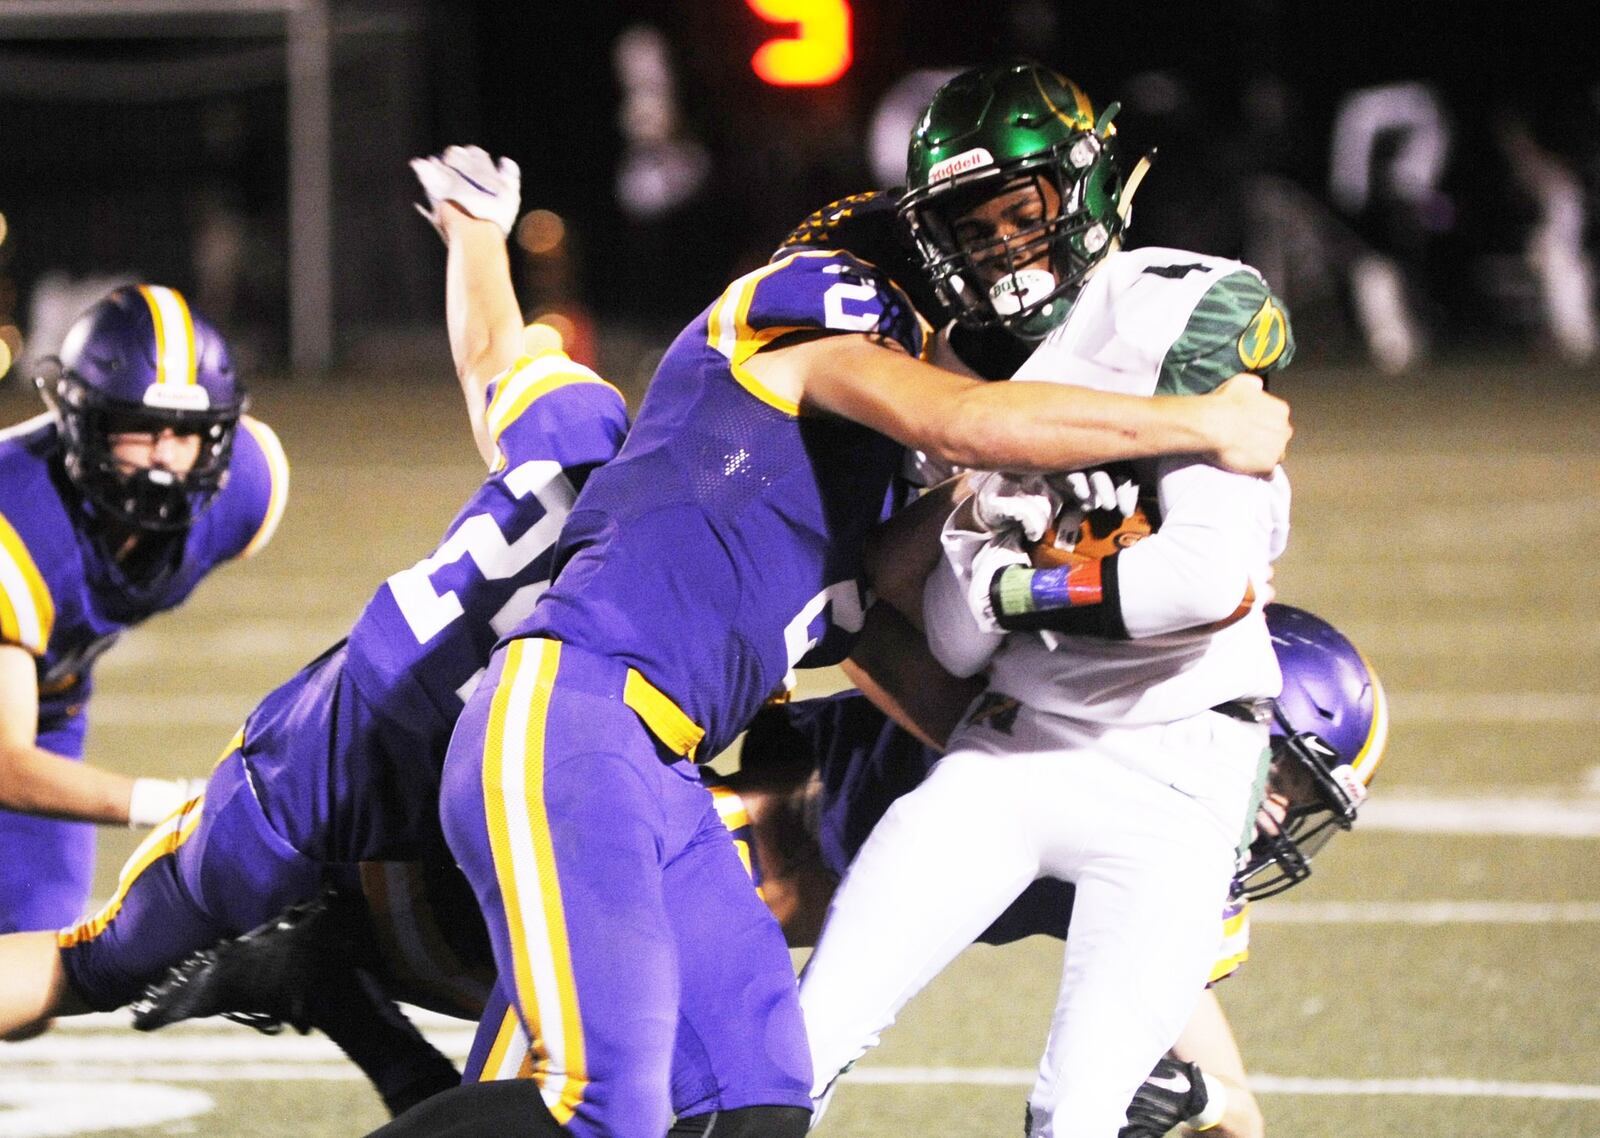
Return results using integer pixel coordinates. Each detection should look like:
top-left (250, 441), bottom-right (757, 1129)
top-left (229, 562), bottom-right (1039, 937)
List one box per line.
top-left (1483, 107), bottom-right (1598, 365)
top-left (1326, 81), bottom-right (1453, 373)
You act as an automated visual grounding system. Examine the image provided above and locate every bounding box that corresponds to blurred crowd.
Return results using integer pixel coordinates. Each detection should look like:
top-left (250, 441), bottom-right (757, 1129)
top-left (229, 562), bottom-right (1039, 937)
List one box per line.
top-left (2, 0), bottom-right (1597, 383)
top-left (608, 52), bottom-right (1600, 379)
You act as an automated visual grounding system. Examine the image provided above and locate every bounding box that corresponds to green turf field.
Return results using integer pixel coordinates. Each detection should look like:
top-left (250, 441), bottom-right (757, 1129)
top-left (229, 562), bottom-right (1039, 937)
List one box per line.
top-left (1, 356), bottom-right (1597, 1136)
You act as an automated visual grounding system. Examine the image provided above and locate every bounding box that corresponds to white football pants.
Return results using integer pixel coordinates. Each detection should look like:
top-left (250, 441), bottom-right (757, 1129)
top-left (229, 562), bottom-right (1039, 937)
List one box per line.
top-left (799, 703), bottom-right (1266, 1138)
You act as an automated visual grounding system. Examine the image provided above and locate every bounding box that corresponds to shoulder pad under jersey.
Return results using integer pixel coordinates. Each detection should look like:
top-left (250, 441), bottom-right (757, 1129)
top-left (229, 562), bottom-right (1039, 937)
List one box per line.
top-left (483, 351), bottom-right (629, 475)
top-left (0, 422), bottom-right (68, 655)
top-left (713, 248), bottom-right (926, 369)
top-left (1119, 250), bottom-right (1294, 396)
top-left (223, 415), bottom-right (291, 560)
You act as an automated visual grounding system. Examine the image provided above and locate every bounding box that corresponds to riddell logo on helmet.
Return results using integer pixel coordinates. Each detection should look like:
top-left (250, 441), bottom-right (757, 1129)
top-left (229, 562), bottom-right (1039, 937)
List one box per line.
top-left (143, 384), bottom-right (212, 412)
top-left (929, 147), bottom-right (995, 182)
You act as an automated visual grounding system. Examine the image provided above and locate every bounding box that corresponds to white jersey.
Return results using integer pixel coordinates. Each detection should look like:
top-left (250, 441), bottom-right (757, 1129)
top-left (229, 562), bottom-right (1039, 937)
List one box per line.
top-left (926, 247), bottom-right (1294, 725)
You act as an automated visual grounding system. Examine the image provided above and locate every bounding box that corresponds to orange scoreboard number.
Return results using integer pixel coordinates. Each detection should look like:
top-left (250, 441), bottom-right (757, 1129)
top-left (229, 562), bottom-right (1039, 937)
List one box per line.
top-left (746, 0), bottom-right (853, 86)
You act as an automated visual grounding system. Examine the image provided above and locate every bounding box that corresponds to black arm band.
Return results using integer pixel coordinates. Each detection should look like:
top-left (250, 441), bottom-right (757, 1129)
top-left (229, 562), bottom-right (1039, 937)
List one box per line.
top-left (990, 555), bottom-right (1130, 639)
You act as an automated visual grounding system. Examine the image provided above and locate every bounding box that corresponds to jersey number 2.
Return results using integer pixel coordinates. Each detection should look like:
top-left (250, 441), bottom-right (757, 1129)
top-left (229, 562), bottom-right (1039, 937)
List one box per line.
top-left (387, 460), bottom-right (575, 645)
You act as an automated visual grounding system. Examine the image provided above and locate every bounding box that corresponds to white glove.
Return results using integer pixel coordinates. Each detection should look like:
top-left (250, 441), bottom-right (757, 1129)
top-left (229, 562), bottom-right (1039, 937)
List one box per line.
top-left (1056, 468), bottom-right (1138, 516)
top-left (969, 471), bottom-right (1062, 542)
top-left (128, 777), bottom-right (207, 828)
top-left (410, 145), bottom-right (521, 240)
top-left (966, 533), bottom-right (1031, 633)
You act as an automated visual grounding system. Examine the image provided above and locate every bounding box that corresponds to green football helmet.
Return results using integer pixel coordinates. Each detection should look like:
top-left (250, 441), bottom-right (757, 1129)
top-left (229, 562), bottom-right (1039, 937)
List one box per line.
top-left (898, 60), bottom-right (1127, 339)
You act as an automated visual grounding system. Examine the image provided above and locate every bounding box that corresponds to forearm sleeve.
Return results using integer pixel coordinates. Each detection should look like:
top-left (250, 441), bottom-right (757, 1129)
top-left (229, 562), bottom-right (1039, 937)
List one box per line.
top-left (991, 460), bottom-right (1282, 639)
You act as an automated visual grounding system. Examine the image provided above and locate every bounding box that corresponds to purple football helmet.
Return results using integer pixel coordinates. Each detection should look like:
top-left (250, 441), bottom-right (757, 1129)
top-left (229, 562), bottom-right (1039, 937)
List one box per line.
top-left (37, 285), bottom-right (246, 532)
top-left (1234, 603), bottom-right (1390, 900)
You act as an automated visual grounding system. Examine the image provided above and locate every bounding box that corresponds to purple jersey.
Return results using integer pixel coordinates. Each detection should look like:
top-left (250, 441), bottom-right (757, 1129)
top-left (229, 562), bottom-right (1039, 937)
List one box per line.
top-left (57, 353), bottom-right (632, 1000)
top-left (342, 356), bottom-right (629, 736)
top-left (0, 412), bottom-right (288, 755)
top-left (522, 250), bottom-right (925, 757)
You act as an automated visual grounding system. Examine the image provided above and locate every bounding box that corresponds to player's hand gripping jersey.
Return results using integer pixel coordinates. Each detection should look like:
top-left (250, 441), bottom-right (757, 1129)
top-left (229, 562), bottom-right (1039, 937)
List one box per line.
top-left (521, 249), bottom-right (926, 758)
top-left (0, 411), bottom-right (287, 757)
top-left (927, 248), bottom-right (1295, 724)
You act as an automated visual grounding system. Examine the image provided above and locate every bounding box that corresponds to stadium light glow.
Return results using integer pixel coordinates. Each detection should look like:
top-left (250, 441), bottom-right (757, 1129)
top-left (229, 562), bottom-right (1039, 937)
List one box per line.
top-left (524, 318), bottom-right (568, 356)
top-left (746, 0), bottom-right (851, 87)
top-left (516, 209), bottom-right (566, 257)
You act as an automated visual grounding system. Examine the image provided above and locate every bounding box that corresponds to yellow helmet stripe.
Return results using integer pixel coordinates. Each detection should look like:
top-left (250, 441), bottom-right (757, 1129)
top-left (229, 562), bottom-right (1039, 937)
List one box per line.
top-left (1352, 652), bottom-right (1391, 782)
top-left (139, 285), bottom-right (198, 387)
top-left (1030, 70), bottom-right (1095, 131)
top-left (0, 511), bottom-right (54, 654)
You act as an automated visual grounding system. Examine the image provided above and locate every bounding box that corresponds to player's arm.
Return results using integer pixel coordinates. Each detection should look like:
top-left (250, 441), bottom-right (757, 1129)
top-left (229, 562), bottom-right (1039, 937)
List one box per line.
top-left (0, 644), bottom-right (185, 825)
top-left (744, 333), bottom-right (1291, 477)
top-left (862, 475), bottom-right (969, 633)
top-left (412, 146), bottom-right (524, 467)
top-left (847, 476), bottom-right (986, 748)
top-left (989, 461), bottom-right (1284, 639)
top-left (842, 602), bottom-right (981, 752)
top-left (1168, 991), bottom-right (1264, 1138)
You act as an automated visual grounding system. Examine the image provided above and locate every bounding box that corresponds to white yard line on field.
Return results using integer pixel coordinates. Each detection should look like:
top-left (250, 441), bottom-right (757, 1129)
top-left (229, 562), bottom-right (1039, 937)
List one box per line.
top-left (825, 1068), bottom-right (1600, 1101)
top-left (1357, 796), bottom-right (1600, 837)
top-left (4, 1062), bottom-right (1599, 1105)
top-left (1253, 900), bottom-right (1600, 924)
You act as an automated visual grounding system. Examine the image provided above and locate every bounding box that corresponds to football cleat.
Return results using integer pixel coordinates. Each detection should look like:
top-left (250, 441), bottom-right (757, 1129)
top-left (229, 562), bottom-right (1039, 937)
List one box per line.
top-left (131, 889), bottom-right (353, 1036)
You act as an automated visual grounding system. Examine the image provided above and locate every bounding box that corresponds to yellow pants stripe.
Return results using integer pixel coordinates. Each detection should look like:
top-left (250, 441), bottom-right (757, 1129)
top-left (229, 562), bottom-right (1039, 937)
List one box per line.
top-left (58, 799), bottom-right (204, 947)
top-left (481, 639), bottom-right (588, 1122)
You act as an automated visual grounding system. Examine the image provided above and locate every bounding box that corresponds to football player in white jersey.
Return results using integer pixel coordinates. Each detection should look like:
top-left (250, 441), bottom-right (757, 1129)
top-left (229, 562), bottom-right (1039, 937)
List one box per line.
top-left (797, 61), bottom-right (1298, 1138)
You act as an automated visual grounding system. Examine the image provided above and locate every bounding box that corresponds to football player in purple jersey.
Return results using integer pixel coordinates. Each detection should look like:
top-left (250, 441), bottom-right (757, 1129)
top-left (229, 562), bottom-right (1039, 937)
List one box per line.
top-left (0, 148), bottom-right (628, 1116)
top-left (419, 85), bottom-right (1291, 1136)
top-left (0, 284), bottom-right (289, 941)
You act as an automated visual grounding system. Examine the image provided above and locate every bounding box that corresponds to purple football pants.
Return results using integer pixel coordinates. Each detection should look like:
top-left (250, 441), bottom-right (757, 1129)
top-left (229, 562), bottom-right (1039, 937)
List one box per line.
top-left (57, 642), bottom-right (433, 1009)
top-left (440, 637), bottom-right (811, 1137)
top-left (0, 716), bottom-right (94, 933)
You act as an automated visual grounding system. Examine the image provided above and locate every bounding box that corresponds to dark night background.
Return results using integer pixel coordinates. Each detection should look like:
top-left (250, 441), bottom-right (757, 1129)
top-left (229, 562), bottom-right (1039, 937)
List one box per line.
top-left (1, 0), bottom-right (1597, 380)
